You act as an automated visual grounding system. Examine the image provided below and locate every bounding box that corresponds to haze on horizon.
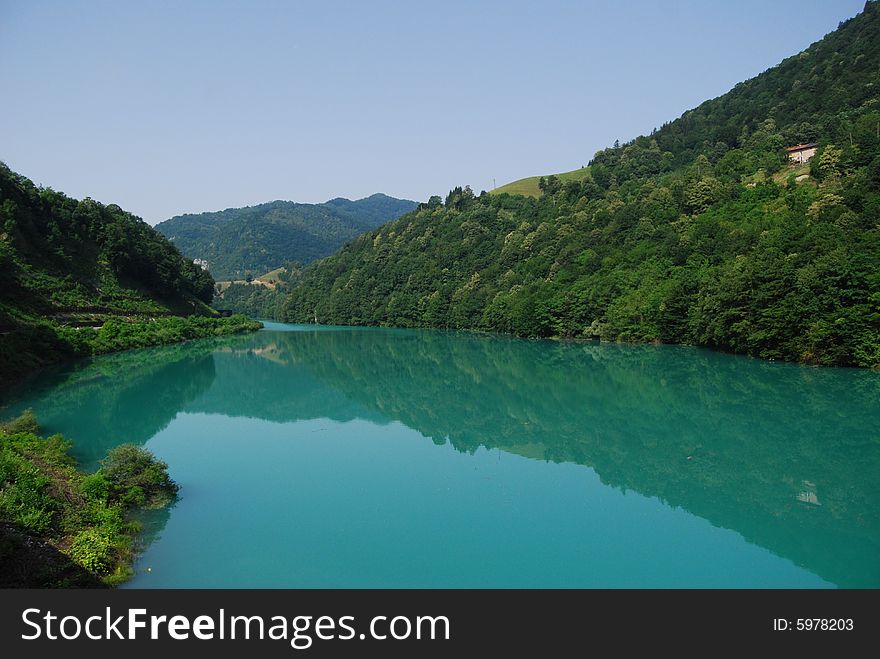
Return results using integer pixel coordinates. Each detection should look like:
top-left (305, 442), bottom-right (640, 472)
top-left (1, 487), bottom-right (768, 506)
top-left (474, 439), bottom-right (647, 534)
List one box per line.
top-left (0, 0), bottom-right (866, 225)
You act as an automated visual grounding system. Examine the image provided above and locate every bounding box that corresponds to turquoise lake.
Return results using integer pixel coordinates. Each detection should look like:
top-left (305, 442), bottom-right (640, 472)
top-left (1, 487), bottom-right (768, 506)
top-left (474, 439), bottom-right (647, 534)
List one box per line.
top-left (3, 323), bottom-right (879, 588)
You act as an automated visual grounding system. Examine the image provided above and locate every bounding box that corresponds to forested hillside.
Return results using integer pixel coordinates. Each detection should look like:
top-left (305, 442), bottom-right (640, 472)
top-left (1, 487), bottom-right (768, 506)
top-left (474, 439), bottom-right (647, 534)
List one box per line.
top-left (283, 3), bottom-right (880, 367)
top-left (156, 194), bottom-right (416, 280)
top-left (0, 164), bottom-right (259, 386)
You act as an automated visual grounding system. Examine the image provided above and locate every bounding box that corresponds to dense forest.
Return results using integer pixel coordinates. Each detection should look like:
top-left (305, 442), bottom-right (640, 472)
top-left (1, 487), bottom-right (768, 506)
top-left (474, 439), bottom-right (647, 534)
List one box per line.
top-left (156, 194), bottom-right (416, 280)
top-left (284, 4), bottom-right (880, 367)
top-left (0, 164), bottom-right (260, 386)
top-left (218, 281), bottom-right (288, 320)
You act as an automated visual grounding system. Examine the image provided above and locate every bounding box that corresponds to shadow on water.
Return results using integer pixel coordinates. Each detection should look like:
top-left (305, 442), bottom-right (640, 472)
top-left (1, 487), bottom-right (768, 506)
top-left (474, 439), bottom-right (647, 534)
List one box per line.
top-left (4, 325), bottom-right (879, 587)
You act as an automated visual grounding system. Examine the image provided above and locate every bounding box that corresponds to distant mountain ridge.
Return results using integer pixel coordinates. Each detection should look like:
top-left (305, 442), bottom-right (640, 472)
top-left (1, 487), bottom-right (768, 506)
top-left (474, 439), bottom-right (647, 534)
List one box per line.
top-left (155, 193), bottom-right (417, 280)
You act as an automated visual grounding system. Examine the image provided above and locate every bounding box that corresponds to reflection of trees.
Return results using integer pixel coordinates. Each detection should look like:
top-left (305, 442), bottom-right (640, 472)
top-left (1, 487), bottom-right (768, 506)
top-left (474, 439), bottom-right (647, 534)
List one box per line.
top-left (129, 504), bottom-right (174, 561)
top-left (4, 327), bottom-right (878, 586)
top-left (186, 340), bottom-right (386, 426)
top-left (1, 339), bottom-right (225, 468)
top-left (267, 328), bottom-right (880, 588)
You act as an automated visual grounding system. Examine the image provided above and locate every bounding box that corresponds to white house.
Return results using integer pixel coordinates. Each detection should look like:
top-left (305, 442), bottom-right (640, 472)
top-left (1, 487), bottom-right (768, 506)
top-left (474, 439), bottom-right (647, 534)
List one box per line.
top-left (786, 143), bottom-right (818, 164)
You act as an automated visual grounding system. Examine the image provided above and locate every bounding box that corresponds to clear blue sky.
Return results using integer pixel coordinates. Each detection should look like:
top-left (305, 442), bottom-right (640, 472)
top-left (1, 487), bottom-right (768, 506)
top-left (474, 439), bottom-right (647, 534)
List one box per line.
top-left (0, 0), bottom-right (867, 224)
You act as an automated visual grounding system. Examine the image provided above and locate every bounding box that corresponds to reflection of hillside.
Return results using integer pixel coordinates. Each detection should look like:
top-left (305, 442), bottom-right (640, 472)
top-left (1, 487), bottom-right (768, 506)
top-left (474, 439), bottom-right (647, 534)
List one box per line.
top-left (4, 326), bottom-right (877, 587)
top-left (2, 340), bottom-right (224, 468)
top-left (274, 328), bottom-right (879, 588)
top-left (184, 339), bottom-right (386, 425)
top-left (215, 343), bottom-right (289, 366)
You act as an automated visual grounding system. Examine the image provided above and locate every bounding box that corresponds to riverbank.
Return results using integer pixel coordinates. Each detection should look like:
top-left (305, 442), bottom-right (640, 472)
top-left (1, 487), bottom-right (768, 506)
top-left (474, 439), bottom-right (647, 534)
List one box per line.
top-left (0, 410), bottom-right (179, 587)
top-left (0, 312), bottom-right (263, 395)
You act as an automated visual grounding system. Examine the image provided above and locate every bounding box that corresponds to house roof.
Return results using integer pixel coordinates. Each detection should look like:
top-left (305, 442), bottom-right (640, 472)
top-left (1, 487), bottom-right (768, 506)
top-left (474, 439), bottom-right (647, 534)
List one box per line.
top-left (786, 143), bottom-right (818, 152)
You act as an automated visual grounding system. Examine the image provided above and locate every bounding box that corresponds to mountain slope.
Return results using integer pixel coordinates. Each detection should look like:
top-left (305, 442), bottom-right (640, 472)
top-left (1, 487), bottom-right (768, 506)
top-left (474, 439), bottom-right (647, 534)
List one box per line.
top-left (0, 163), bottom-right (260, 386)
top-left (282, 4), bottom-right (880, 367)
top-left (155, 193), bottom-right (417, 280)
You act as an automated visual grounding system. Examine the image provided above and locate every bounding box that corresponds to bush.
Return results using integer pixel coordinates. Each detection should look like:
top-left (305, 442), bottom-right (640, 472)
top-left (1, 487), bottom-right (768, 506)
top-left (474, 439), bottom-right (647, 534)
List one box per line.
top-left (0, 447), bottom-right (56, 534)
top-left (80, 472), bottom-right (111, 501)
top-left (0, 409), bottom-right (39, 435)
top-left (99, 444), bottom-right (179, 506)
top-left (69, 528), bottom-right (114, 573)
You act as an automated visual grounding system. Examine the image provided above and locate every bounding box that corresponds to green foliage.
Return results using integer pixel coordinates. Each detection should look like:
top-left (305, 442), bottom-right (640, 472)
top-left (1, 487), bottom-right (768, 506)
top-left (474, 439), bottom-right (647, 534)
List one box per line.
top-left (0, 445), bottom-right (56, 534)
top-left (282, 5), bottom-right (880, 367)
top-left (0, 408), bottom-right (39, 434)
top-left (83, 315), bottom-right (262, 356)
top-left (216, 283), bottom-right (287, 320)
top-left (80, 472), bottom-right (112, 500)
top-left (100, 444), bottom-right (178, 507)
top-left (212, 262), bottom-right (303, 320)
top-left (0, 299), bottom-right (260, 389)
top-left (0, 411), bottom-right (179, 586)
top-left (155, 194), bottom-right (417, 280)
top-left (69, 528), bottom-right (114, 572)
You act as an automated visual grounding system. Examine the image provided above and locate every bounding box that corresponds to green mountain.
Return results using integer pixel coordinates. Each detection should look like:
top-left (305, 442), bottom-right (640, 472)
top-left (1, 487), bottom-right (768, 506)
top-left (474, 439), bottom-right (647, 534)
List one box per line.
top-left (282, 4), bottom-right (880, 367)
top-left (155, 194), bottom-right (417, 281)
top-left (0, 163), bottom-right (260, 387)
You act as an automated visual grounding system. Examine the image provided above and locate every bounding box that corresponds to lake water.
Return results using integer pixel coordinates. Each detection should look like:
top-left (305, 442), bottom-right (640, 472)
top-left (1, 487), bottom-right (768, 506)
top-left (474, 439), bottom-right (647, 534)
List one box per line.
top-left (3, 323), bottom-right (879, 588)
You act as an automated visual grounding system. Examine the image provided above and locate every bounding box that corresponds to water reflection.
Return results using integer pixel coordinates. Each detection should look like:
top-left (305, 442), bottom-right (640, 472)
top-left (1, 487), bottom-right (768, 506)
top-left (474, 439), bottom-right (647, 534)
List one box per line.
top-left (4, 325), bottom-right (879, 587)
top-left (3, 339), bottom-right (222, 468)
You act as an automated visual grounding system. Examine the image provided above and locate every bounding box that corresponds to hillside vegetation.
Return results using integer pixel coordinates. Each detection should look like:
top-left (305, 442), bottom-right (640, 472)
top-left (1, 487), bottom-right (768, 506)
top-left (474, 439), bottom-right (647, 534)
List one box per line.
top-left (156, 194), bottom-right (416, 280)
top-left (283, 4), bottom-right (880, 367)
top-left (0, 164), bottom-right (260, 387)
top-left (214, 262), bottom-right (303, 320)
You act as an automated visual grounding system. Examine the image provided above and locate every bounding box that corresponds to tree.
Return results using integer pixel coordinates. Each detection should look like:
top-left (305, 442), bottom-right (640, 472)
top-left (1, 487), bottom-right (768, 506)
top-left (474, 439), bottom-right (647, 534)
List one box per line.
top-left (684, 177), bottom-right (722, 214)
top-left (814, 144), bottom-right (844, 180)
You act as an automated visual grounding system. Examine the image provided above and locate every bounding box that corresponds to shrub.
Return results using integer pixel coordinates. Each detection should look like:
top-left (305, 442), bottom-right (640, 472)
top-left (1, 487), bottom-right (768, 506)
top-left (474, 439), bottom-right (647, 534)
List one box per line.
top-left (0, 448), bottom-right (56, 534)
top-left (99, 444), bottom-right (179, 506)
top-left (0, 409), bottom-right (39, 435)
top-left (80, 472), bottom-right (111, 501)
top-left (69, 528), bottom-right (114, 573)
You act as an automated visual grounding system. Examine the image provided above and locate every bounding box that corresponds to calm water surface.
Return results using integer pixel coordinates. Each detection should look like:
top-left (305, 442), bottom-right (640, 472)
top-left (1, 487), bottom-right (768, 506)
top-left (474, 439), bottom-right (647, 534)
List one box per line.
top-left (4, 323), bottom-right (879, 587)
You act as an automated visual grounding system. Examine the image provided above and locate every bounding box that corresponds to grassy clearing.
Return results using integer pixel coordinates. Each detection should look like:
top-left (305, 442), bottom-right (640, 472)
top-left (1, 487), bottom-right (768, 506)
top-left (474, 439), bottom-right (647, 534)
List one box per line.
top-left (772, 162), bottom-right (813, 184)
top-left (215, 278), bottom-right (276, 293)
top-left (259, 267), bottom-right (286, 283)
top-left (490, 166), bottom-right (592, 198)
